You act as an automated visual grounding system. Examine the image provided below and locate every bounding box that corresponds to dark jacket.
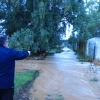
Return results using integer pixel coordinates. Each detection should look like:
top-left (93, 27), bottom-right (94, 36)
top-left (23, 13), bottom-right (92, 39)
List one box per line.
top-left (0, 45), bottom-right (29, 89)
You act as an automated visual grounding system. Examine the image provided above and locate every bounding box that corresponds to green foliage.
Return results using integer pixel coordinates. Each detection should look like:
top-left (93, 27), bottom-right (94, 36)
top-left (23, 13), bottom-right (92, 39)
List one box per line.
top-left (29, 0), bottom-right (65, 54)
top-left (86, 4), bottom-right (100, 37)
top-left (15, 70), bottom-right (34, 89)
top-left (48, 48), bottom-right (63, 54)
top-left (9, 28), bottom-right (34, 51)
top-left (14, 70), bottom-right (39, 98)
top-left (1, 0), bottom-right (31, 35)
top-left (3, 0), bottom-right (66, 55)
top-left (77, 55), bottom-right (88, 62)
top-left (90, 77), bottom-right (99, 82)
top-left (26, 0), bottom-right (34, 12)
top-left (4, 0), bottom-right (97, 56)
top-left (67, 0), bottom-right (97, 57)
top-left (39, 29), bottom-right (49, 50)
top-left (38, 1), bottom-right (46, 19)
top-left (0, 11), bottom-right (5, 19)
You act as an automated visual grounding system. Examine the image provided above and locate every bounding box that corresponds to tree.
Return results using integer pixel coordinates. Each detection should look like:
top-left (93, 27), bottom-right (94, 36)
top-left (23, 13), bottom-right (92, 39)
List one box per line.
top-left (4, 0), bottom-right (96, 58)
top-left (8, 0), bottom-right (66, 56)
top-left (9, 28), bottom-right (34, 51)
top-left (66, 0), bottom-right (88, 56)
top-left (86, 1), bottom-right (100, 37)
top-left (68, 0), bottom-right (100, 57)
top-left (0, 0), bottom-right (32, 36)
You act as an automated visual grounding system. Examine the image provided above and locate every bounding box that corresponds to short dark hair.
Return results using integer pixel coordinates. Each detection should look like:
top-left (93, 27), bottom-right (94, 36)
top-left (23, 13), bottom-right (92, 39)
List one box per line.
top-left (0, 34), bottom-right (8, 45)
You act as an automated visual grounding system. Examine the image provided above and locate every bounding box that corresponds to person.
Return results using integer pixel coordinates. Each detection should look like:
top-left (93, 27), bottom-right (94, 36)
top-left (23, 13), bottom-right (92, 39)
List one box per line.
top-left (0, 34), bottom-right (30, 100)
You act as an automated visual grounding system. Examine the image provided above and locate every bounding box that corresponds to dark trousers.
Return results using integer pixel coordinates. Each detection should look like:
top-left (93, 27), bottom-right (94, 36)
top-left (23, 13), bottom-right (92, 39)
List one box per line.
top-left (0, 88), bottom-right (14, 100)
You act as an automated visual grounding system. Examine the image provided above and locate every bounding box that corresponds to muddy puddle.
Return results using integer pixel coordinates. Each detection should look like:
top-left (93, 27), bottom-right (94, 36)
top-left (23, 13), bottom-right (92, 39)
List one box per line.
top-left (16, 47), bottom-right (100, 100)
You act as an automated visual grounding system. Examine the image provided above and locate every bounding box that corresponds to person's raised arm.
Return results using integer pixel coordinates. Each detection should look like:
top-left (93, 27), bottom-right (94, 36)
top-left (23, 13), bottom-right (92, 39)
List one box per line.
top-left (10, 49), bottom-right (31, 60)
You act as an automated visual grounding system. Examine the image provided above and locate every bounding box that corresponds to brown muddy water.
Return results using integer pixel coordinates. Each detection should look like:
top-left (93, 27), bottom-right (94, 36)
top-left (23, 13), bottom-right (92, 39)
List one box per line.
top-left (16, 47), bottom-right (100, 100)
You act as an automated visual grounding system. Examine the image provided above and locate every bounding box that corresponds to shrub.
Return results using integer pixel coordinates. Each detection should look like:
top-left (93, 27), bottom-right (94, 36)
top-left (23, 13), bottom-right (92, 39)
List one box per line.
top-left (9, 28), bottom-right (34, 51)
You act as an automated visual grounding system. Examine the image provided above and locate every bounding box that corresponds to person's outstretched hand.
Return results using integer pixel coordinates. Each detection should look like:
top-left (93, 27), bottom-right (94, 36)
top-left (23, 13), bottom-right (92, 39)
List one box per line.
top-left (28, 51), bottom-right (31, 56)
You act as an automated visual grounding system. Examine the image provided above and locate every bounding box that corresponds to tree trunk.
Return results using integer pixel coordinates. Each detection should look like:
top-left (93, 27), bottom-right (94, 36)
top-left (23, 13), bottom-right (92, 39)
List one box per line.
top-left (33, 0), bottom-right (36, 10)
top-left (78, 41), bottom-right (86, 57)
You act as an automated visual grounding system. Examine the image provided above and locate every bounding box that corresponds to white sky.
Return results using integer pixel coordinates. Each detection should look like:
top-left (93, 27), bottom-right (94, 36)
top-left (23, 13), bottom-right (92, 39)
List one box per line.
top-left (66, 25), bottom-right (73, 39)
top-left (62, 24), bottom-right (73, 40)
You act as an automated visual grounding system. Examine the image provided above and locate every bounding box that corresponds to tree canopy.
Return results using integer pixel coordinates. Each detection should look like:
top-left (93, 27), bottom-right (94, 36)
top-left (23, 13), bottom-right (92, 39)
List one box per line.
top-left (67, 0), bottom-right (100, 57)
top-left (0, 0), bottom-right (67, 55)
top-left (0, 0), bottom-right (99, 56)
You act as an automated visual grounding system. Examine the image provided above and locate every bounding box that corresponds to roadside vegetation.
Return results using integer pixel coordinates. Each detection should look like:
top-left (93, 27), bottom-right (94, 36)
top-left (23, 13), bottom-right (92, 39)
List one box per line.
top-left (77, 54), bottom-right (89, 62)
top-left (14, 70), bottom-right (39, 100)
top-left (90, 77), bottom-right (99, 82)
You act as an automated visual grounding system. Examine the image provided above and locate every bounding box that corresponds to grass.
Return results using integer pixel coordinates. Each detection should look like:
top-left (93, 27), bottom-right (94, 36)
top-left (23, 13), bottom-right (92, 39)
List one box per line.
top-left (79, 58), bottom-right (88, 62)
top-left (90, 77), bottom-right (99, 82)
top-left (15, 70), bottom-right (34, 88)
top-left (77, 55), bottom-right (88, 62)
top-left (46, 94), bottom-right (64, 100)
top-left (14, 70), bottom-right (39, 98)
top-left (48, 49), bottom-right (63, 54)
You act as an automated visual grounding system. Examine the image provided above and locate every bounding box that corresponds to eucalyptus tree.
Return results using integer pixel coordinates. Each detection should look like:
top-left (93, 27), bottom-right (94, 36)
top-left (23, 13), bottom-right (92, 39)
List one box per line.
top-left (66, 0), bottom-right (92, 57)
top-left (0, 0), bottom-right (32, 36)
top-left (29, 0), bottom-right (69, 54)
top-left (68, 0), bottom-right (100, 57)
top-left (6, 0), bottom-right (68, 56)
top-left (86, 0), bottom-right (100, 37)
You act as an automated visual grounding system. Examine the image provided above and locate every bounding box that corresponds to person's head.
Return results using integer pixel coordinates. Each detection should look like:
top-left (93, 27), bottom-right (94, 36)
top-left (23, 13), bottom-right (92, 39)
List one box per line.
top-left (0, 34), bottom-right (8, 47)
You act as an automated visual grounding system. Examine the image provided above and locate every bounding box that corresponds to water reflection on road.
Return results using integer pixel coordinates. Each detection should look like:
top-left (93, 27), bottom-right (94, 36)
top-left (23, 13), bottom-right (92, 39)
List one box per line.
top-left (24, 48), bottom-right (99, 100)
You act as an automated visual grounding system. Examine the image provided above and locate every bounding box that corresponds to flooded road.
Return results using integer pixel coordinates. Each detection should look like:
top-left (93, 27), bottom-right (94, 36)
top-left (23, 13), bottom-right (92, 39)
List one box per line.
top-left (16, 47), bottom-right (100, 100)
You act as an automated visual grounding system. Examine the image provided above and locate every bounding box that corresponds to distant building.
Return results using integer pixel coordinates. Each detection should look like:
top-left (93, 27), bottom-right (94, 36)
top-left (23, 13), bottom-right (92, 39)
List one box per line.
top-left (86, 37), bottom-right (100, 61)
